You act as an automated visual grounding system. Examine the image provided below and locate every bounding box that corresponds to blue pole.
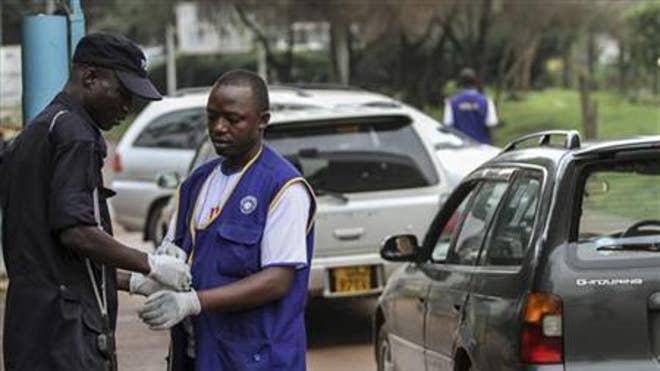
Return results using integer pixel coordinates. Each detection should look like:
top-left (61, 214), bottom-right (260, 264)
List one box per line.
top-left (21, 15), bottom-right (69, 125)
top-left (68, 0), bottom-right (86, 57)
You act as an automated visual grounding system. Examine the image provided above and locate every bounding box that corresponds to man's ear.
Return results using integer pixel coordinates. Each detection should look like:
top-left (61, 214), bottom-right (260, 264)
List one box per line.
top-left (258, 111), bottom-right (271, 130)
top-left (80, 66), bottom-right (98, 89)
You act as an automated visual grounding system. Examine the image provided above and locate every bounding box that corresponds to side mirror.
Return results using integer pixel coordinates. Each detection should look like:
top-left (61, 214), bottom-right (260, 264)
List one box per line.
top-left (380, 234), bottom-right (421, 262)
top-left (156, 172), bottom-right (181, 189)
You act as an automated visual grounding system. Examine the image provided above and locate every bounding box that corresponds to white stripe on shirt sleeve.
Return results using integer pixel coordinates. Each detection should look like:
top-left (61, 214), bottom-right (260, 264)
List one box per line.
top-left (443, 99), bottom-right (454, 126)
top-left (261, 182), bottom-right (311, 269)
top-left (486, 98), bottom-right (499, 127)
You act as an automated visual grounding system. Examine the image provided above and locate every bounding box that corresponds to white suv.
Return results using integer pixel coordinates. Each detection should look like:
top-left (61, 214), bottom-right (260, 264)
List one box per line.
top-left (112, 86), bottom-right (422, 240)
top-left (111, 86), bottom-right (498, 297)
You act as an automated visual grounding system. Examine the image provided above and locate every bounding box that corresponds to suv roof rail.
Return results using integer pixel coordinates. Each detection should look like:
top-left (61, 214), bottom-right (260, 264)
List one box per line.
top-left (502, 130), bottom-right (581, 153)
top-left (270, 83), bottom-right (364, 92)
top-left (173, 87), bottom-right (211, 96)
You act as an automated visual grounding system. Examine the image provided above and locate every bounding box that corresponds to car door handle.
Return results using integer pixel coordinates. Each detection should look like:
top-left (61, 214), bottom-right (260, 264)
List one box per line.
top-left (333, 227), bottom-right (364, 241)
top-left (648, 292), bottom-right (660, 310)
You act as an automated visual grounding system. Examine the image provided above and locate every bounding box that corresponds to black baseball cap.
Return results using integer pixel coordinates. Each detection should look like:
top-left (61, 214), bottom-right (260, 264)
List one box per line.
top-left (73, 33), bottom-right (162, 101)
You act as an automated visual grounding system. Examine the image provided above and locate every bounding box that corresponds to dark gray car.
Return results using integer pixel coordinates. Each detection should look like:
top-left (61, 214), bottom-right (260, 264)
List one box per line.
top-left (374, 131), bottom-right (660, 371)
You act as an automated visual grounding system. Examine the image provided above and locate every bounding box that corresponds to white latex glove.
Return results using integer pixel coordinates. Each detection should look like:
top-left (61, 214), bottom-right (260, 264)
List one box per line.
top-left (129, 273), bottom-right (168, 297)
top-left (147, 254), bottom-right (192, 291)
top-left (138, 290), bottom-right (201, 330)
top-left (155, 241), bottom-right (187, 261)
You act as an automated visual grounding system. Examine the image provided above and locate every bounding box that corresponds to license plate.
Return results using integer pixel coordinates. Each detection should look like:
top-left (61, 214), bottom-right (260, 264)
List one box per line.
top-left (331, 266), bottom-right (373, 293)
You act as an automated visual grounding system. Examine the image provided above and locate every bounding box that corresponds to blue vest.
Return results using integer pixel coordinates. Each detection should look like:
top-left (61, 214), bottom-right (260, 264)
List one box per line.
top-left (172, 145), bottom-right (316, 371)
top-left (450, 89), bottom-right (491, 144)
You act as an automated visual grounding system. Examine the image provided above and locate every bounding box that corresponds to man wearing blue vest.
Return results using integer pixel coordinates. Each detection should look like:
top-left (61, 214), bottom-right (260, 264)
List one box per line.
top-left (443, 67), bottom-right (499, 144)
top-left (137, 70), bottom-right (316, 371)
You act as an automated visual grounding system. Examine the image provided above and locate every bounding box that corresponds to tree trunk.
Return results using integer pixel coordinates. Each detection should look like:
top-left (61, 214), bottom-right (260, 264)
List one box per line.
top-left (474, 0), bottom-right (492, 81)
top-left (579, 73), bottom-right (598, 139)
top-left (561, 43), bottom-right (572, 89)
top-left (330, 21), bottom-right (350, 85)
top-left (586, 30), bottom-right (597, 90)
top-left (617, 39), bottom-right (627, 94)
top-left (494, 43), bottom-right (514, 107)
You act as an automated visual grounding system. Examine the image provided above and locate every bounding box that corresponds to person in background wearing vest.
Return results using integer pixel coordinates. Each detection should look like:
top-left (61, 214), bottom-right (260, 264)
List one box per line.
top-left (137, 70), bottom-right (317, 371)
top-left (0, 33), bottom-right (192, 371)
top-left (443, 67), bottom-right (499, 144)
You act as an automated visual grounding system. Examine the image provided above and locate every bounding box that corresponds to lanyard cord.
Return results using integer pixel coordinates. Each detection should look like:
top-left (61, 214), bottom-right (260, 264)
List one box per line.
top-left (88, 188), bottom-right (108, 317)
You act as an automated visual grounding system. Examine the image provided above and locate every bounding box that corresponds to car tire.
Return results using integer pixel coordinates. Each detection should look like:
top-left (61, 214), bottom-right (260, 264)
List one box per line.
top-left (146, 200), bottom-right (168, 248)
top-left (377, 324), bottom-right (394, 371)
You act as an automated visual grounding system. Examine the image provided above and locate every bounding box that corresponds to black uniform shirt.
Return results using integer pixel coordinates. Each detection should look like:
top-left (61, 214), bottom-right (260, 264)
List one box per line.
top-left (0, 92), bottom-right (118, 370)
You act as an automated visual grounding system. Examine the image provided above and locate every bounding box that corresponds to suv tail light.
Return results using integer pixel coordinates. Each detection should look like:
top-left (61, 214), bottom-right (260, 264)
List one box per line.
top-left (520, 292), bottom-right (563, 364)
top-left (110, 152), bottom-right (123, 173)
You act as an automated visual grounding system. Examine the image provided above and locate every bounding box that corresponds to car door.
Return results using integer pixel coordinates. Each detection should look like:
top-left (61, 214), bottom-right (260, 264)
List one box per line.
top-left (466, 169), bottom-right (545, 369)
top-left (384, 264), bottom-right (431, 371)
top-left (421, 175), bottom-right (510, 370)
top-left (112, 108), bottom-right (206, 227)
top-left (561, 156), bottom-right (660, 370)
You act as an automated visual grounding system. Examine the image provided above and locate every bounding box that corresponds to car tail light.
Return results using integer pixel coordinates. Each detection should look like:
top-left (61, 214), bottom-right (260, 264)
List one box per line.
top-left (110, 152), bottom-right (123, 173)
top-left (520, 292), bottom-right (563, 364)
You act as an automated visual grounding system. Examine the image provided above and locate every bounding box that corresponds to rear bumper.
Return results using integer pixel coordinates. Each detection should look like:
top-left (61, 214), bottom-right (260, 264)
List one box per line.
top-left (522, 365), bottom-right (564, 371)
top-left (110, 179), bottom-right (173, 231)
top-left (307, 253), bottom-right (401, 298)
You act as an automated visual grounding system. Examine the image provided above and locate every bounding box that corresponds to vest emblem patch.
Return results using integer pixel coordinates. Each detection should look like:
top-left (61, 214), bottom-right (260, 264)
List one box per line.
top-left (240, 195), bottom-right (258, 215)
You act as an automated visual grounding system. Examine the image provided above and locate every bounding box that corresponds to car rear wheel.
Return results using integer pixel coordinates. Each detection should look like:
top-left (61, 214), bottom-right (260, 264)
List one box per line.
top-left (146, 200), bottom-right (168, 248)
top-left (377, 325), bottom-right (394, 371)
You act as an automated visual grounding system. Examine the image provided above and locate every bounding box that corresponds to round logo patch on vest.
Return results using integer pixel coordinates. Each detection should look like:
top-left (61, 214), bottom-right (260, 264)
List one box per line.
top-left (240, 195), bottom-right (258, 215)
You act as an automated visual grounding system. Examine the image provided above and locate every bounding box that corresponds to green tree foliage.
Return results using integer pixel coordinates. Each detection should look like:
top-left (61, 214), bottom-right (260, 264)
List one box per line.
top-left (625, 1), bottom-right (660, 94)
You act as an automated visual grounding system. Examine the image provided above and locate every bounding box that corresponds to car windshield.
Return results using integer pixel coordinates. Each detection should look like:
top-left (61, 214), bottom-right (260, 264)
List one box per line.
top-left (576, 158), bottom-right (660, 260)
top-left (265, 116), bottom-right (438, 193)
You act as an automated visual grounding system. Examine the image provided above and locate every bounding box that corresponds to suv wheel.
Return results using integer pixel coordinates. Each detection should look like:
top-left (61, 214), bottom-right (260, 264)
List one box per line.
top-left (147, 200), bottom-right (168, 248)
top-left (377, 325), bottom-right (394, 371)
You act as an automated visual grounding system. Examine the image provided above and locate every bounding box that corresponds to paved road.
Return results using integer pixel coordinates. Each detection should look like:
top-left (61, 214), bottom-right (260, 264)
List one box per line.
top-left (0, 229), bottom-right (377, 371)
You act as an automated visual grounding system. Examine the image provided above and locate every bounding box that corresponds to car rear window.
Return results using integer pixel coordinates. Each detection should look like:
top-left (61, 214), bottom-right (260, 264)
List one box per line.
top-left (134, 108), bottom-right (206, 149)
top-left (575, 158), bottom-right (660, 262)
top-left (264, 116), bottom-right (438, 193)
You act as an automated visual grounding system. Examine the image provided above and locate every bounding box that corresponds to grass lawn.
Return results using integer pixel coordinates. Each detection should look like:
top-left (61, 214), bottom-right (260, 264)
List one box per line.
top-left (430, 88), bottom-right (660, 147)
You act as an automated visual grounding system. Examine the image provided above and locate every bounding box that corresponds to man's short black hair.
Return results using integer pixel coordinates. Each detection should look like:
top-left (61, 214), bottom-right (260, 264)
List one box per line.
top-left (213, 69), bottom-right (269, 112)
top-left (459, 67), bottom-right (478, 88)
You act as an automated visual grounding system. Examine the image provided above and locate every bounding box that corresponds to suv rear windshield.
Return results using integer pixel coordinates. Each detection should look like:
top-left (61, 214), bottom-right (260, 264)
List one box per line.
top-left (265, 116), bottom-right (438, 193)
top-left (575, 158), bottom-right (660, 262)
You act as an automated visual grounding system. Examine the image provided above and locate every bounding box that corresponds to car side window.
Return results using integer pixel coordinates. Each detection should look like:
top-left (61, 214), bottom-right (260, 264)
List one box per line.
top-left (441, 181), bottom-right (509, 265)
top-left (480, 172), bottom-right (542, 266)
top-left (134, 109), bottom-right (205, 149)
top-left (430, 188), bottom-right (477, 262)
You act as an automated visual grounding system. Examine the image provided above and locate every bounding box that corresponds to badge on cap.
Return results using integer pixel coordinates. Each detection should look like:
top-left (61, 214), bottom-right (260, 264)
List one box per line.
top-left (140, 57), bottom-right (147, 71)
top-left (240, 196), bottom-right (258, 215)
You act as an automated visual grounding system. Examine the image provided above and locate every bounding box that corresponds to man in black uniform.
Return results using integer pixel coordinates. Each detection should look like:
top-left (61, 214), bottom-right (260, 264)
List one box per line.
top-left (0, 33), bottom-right (192, 371)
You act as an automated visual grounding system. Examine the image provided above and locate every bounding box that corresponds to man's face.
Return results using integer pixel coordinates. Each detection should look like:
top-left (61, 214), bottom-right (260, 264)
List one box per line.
top-left (206, 84), bottom-right (269, 158)
top-left (82, 67), bottom-right (132, 131)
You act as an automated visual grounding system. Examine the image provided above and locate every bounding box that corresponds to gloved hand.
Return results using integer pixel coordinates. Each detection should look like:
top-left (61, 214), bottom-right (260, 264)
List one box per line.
top-left (147, 254), bottom-right (192, 291)
top-left (155, 241), bottom-right (187, 261)
top-left (130, 272), bottom-right (186, 296)
top-left (129, 273), bottom-right (162, 296)
top-left (138, 290), bottom-right (201, 330)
